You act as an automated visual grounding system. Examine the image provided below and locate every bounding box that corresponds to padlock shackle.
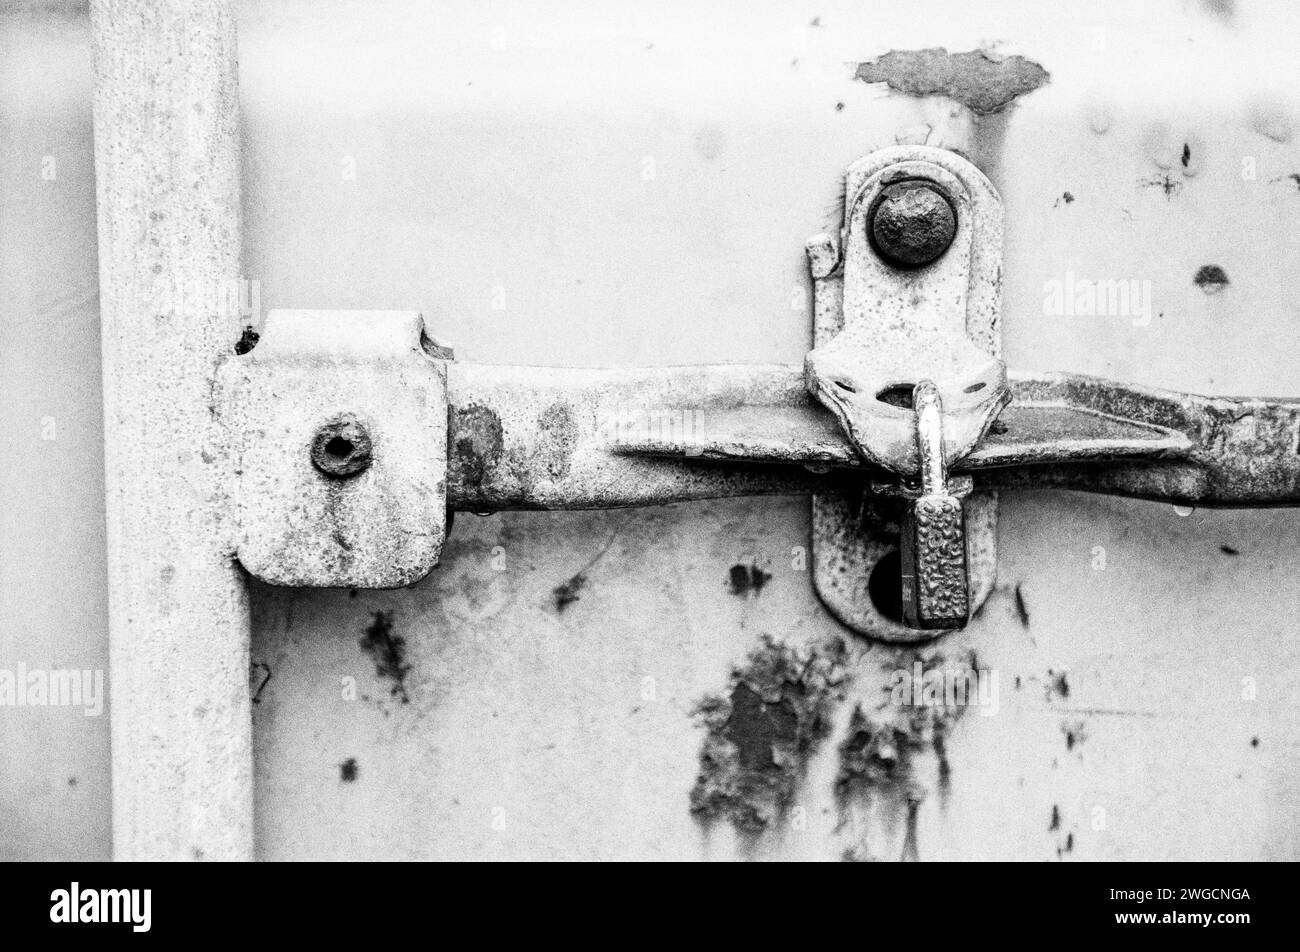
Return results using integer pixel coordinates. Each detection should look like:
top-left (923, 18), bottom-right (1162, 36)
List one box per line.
top-left (913, 380), bottom-right (947, 496)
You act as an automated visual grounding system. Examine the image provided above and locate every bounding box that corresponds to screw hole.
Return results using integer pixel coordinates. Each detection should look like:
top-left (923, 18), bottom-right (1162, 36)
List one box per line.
top-left (876, 384), bottom-right (915, 410)
top-left (325, 437), bottom-right (354, 459)
top-left (311, 418), bottom-right (373, 478)
top-left (868, 549), bottom-right (905, 623)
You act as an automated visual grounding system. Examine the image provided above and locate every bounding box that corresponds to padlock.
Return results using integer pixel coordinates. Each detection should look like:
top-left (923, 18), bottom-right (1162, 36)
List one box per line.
top-left (898, 380), bottom-right (971, 629)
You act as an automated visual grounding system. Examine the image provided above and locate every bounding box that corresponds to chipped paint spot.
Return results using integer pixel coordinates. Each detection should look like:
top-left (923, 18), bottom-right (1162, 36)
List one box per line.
top-left (727, 562), bottom-right (771, 596)
top-left (1050, 804), bottom-right (1061, 830)
top-left (1054, 191), bottom-right (1075, 207)
top-left (340, 758), bottom-right (358, 782)
top-left (1221, 544), bottom-right (1240, 555)
top-left (1046, 669), bottom-right (1070, 701)
top-left (1062, 719), bottom-right (1087, 751)
top-left (1194, 265), bottom-right (1230, 293)
top-left (854, 48), bottom-right (1049, 116)
top-left (690, 635), bottom-right (847, 834)
top-left (233, 325), bottom-right (259, 355)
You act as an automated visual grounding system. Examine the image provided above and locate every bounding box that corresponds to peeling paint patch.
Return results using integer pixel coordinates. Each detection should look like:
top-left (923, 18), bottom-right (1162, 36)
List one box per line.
top-left (360, 611), bottom-right (411, 703)
top-left (1194, 265), bottom-right (1230, 293)
top-left (835, 650), bottom-right (977, 861)
top-left (727, 562), bottom-right (771, 596)
top-left (690, 635), bottom-right (847, 834)
top-left (854, 48), bottom-right (1050, 116)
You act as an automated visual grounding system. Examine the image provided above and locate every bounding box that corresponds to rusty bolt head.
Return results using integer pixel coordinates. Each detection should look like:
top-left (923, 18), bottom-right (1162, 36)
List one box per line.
top-left (311, 417), bottom-right (373, 478)
top-left (867, 179), bottom-right (957, 269)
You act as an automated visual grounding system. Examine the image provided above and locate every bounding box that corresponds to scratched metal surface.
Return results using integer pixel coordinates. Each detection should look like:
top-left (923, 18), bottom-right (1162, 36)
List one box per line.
top-left (4, 0), bottom-right (1300, 860)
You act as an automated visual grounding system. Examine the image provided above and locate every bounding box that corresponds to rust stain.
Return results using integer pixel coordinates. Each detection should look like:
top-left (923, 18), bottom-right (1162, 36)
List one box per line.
top-left (690, 635), bottom-right (847, 835)
top-left (450, 403), bottom-right (504, 488)
top-left (836, 649), bottom-right (980, 861)
top-left (854, 48), bottom-right (1050, 116)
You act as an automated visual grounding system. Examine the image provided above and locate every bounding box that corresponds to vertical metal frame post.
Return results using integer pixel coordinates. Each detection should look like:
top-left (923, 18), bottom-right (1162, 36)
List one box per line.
top-left (92, 0), bottom-right (252, 860)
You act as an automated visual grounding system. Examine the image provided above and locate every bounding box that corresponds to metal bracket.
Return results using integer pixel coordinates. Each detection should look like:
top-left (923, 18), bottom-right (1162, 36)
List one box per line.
top-left (217, 310), bottom-right (448, 588)
top-left (805, 147), bottom-right (1004, 641)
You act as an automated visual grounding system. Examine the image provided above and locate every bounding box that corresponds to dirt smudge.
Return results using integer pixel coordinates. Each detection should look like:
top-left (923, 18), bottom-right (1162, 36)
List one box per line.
top-left (360, 611), bottom-right (411, 703)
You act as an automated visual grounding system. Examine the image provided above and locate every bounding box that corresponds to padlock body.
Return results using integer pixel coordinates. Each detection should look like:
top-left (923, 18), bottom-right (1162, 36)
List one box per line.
top-left (900, 491), bottom-right (970, 630)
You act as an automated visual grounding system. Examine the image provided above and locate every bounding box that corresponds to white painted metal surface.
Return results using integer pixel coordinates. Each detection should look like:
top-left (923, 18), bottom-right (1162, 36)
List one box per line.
top-left (3, 0), bottom-right (1299, 860)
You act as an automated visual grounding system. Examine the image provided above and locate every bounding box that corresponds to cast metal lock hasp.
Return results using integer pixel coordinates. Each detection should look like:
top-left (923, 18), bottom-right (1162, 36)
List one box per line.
top-left (220, 145), bottom-right (1300, 642)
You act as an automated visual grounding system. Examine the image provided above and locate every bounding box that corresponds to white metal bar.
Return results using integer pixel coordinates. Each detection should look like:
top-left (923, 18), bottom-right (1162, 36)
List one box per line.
top-left (92, 0), bottom-right (252, 861)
